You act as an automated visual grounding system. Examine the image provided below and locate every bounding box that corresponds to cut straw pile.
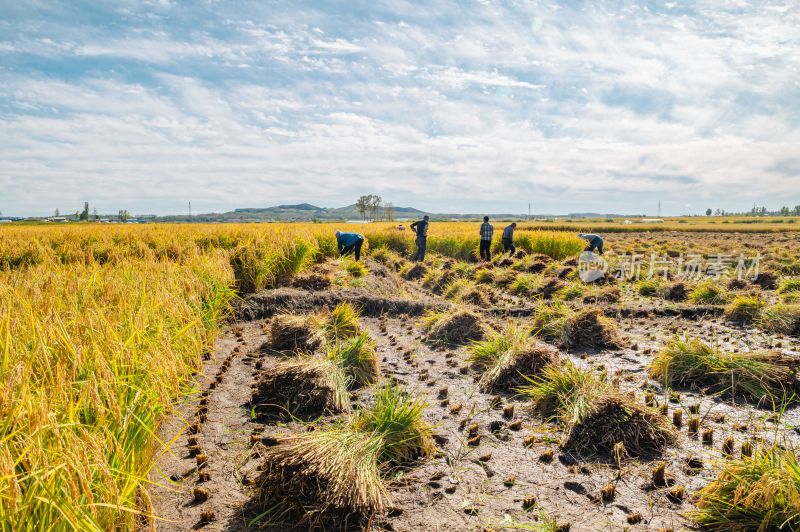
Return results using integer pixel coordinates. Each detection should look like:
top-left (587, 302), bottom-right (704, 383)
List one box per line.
top-left (650, 337), bottom-right (798, 406)
top-left (519, 362), bottom-right (675, 456)
top-left (533, 303), bottom-right (624, 350)
top-left (255, 303), bottom-right (379, 420)
top-left (257, 384), bottom-right (435, 527)
top-left (420, 308), bottom-right (491, 345)
top-left (467, 325), bottom-right (558, 392)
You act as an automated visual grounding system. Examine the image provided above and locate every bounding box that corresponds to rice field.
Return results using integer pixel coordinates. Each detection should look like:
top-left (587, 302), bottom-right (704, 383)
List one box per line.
top-left (2, 222), bottom-right (800, 530)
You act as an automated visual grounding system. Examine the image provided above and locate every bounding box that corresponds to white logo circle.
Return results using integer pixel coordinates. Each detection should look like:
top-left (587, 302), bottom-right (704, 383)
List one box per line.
top-left (578, 251), bottom-right (608, 282)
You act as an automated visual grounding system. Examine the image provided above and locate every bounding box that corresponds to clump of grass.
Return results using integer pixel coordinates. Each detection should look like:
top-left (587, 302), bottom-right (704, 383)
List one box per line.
top-left (777, 278), bottom-right (800, 297)
top-left (342, 258), bottom-right (368, 278)
top-left (421, 268), bottom-right (455, 294)
top-left (724, 295), bottom-right (766, 325)
top-left (691, 446), bottom-right (800, 531)
top-left (257, 383), bottom-right (434, 527)
top-left (637, 279), bottom-right (666, 297)
top-left (759, 304), bottom-right (800, 335)
top-left (352, 384), bottom-right (436, 463)
top-left (467, 325), bottom-right (558, 392)
top-left (532, 303), bottom-right (624, 350)
top-left (649, 337), bottom-right (798, 406)
top-left (689, 281), bottom-right (732, 305)
top-left (473, 268), bottom-right (494, 284)
top-left (518, 362), bottom-right (675, 456)
top-left (420, 308), bottom-right (491, 345)
top-left (326, 332), bottom-right (381, 387)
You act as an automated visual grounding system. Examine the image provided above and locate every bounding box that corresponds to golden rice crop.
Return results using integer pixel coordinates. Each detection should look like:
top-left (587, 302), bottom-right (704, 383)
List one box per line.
top-left (0, 220), bottom-right (590, 529)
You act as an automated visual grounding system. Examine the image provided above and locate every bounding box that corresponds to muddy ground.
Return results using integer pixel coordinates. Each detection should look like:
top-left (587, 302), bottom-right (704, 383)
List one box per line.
top-left (145, 241), bottom-right (800, 532)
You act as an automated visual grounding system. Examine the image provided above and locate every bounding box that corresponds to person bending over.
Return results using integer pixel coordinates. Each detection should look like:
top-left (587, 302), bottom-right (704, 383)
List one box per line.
top-left (502, 222), bottom-right (517, 255)
top-left (336, 231), bottom-right (365, 261)
top-left (578, 233), bottom-right (604, 255)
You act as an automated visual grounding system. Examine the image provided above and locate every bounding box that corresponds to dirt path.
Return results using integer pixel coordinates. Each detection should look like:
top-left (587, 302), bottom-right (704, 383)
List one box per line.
top-left (146, 321), bottom-right (265, 531)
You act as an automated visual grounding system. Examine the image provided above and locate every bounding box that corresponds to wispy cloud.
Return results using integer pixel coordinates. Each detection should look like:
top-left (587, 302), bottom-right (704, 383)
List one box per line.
top-left (0, 0), bottom-right (798, 216)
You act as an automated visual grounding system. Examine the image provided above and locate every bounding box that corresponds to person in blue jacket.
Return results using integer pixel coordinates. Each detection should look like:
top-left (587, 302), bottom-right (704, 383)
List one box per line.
top-left (578, 233), bottom-right (604, 255)
top-left (336, 231), bottom-right (365, 261)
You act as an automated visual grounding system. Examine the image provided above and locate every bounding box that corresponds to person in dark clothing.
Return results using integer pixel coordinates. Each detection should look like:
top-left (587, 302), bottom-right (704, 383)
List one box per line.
top-left (578, 233), bottom-right (604, 255)
top-left (502, 222), bottom-right (517, 255)
top-left (336, 231), bottom-right (365, 261)
top-left (409, 215), bottom-right (429, 262)
top-left (479, 216), bottom-right (494, 261)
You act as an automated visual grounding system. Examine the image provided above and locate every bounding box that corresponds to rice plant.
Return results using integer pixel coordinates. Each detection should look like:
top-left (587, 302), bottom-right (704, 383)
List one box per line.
top-left (258, 382), bottom-right (434, 526)
top-left (691, 446), bottom-right (800, 531)
top-left (326, 332), bottom-right (381, 387)
top-left (759, 303), bottom-right (800, 335)
top-left (649, 337), bottom-right (797, 405)
top-left (324, 301), bottom-right (361, 342)
top-left (518, 362), bottom-right (675, 455)
top-left (724, 295), bottom-right (766, 325)
top-left (689, 281), bottom-right (732, 305)
top-left (352, 384), bottom-right (436, 463)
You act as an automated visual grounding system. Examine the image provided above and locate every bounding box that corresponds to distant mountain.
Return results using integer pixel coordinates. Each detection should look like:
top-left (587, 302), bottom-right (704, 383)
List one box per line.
top-left (234, 203), bottom-right (322, 213)
top-left (157, 202), bottom-right (641, 222)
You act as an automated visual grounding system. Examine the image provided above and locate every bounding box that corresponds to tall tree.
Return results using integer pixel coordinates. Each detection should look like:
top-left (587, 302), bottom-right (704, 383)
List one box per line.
top-left (79, 202), bottom-right (90, 221)
top-left (368, 195), bottom-right (382, 221)
top-left (384, 202), bottom-right (395, 221)
top-left (355, 195), bottom-right (370, 220)
top-left (705, 208), bottom-right (712, 216)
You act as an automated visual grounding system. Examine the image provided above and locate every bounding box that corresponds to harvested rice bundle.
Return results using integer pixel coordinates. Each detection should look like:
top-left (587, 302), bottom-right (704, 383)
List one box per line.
top-left (691, 446), bottom-right (800, 531)
top-left (563, 394), bottom-right (676, 456)
top-left (327, 331), bottom-right (381, 387)
top-left (257, 384), bottom-right (434, 527)
top-left (467, 326), bottom-right (559, 392)
top-left (403, 263), bottom-right (428, 280)
top-left (269, 313), bottom-right (325, 352)
top-left (258, 429), bottom-right (388, 527)
top-left (421, 308), bottom-right (491, 345)
top-left (650, 337), bottom-right (798, 406)
top-left (269, 302), bottom-right (360, 351)
top-left (352, 384), bottom-right (436, 463)
top-left (252, 357), bottom-right (350, 420)
top-left (533, 303), bottom-right (623, 350)
top-left (519, 362), bottom-right (675, 456)
top-left (723, 295), bottom-right (766, 325)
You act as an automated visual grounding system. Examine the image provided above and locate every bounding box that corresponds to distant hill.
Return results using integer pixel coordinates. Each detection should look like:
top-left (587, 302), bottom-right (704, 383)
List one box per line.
top-left (156, 203), bottom-right (644, 223)
top-left (159, 203), bottom-right (432, 222)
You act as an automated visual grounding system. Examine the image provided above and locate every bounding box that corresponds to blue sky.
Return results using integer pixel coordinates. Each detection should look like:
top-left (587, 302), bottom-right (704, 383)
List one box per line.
top-left (1, 0), bottom-right (798, 216)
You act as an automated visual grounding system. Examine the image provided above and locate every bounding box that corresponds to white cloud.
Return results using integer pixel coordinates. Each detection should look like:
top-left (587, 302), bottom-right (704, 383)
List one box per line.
top-left (0, 0), bottom-right (798, 216)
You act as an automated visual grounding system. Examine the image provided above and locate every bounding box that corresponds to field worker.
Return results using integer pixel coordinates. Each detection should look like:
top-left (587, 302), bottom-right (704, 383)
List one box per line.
top-left (502, 222), bottom-right (517, 255)
top-left (336, 230), bottom-right (365, 261)
top-left (578, 233), bottom-right (604, 255)
top-left (479, 216), bottom-right (494, 261)
top-left (409, 215), bottom-right (430, 262)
